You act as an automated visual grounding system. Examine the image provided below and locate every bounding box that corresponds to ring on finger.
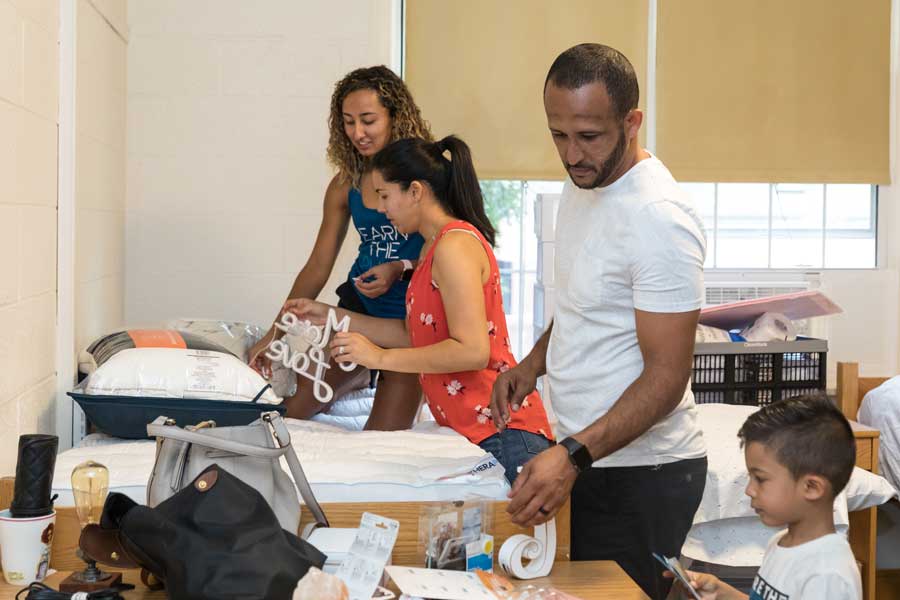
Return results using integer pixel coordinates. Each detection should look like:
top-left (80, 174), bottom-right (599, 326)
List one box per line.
top-left (338, 346), bottom-right (345, 355)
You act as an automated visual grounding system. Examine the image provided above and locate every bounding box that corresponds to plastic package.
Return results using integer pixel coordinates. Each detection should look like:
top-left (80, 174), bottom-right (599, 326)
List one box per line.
top-left (418, 501), bottom-right (493, 570)
top-left (478, 571), bottom-right (583, 599)
top-left (739, 312), bottom-right (797, 342)
top-left (79, 328), bottom-right (235, 375)
top-left (167, 318), bottom-right (265, 362)
top-left (293, 566), bottom-right (349, 600)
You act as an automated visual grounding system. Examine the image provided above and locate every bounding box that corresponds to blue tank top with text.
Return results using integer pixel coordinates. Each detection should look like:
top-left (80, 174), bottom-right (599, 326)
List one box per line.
top-left (347, 188), bottom-right (424, 319)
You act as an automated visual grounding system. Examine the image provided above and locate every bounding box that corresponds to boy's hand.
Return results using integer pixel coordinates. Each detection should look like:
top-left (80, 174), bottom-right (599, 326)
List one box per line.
top-left (665, 569), bottom-right (734, 600)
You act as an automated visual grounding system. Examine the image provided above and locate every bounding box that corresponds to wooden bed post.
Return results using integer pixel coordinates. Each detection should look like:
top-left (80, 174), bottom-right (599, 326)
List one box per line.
top-left (837, 361), bottom-right (860, 421)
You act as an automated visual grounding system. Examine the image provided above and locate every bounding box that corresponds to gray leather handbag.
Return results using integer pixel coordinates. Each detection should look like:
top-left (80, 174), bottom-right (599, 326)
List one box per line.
top-left (146, 411), bottom-right (328, 536)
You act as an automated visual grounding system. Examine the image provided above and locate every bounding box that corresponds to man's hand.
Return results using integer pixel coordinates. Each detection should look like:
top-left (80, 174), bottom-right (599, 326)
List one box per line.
top-left (506, 445), bottom-right (578, 527)
top-left (490, 362), bottom-right (538, 431)
top-left (354, 261), bottom-right (404, 299)
top-left (330, 331), bottom-right (385, 370)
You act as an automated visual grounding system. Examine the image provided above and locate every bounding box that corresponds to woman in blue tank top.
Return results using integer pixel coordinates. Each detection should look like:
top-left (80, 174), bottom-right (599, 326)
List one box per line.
top-left (249, 66), bottom-right (431, 428)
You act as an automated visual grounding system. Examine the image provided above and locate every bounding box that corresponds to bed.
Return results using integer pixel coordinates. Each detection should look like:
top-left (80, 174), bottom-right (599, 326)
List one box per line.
top-left (837, 361), bottom-right (900, 600)
top-left (0, 419), bottom-right (567, 574)
top-left (680, 401), bottom-right (894, 600)
top-left (2, 367), bottom-right (891, 597)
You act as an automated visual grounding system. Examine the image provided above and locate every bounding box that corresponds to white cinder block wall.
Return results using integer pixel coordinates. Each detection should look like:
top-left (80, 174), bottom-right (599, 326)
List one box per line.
top-left (75, 0), bottom-right (127, 364)
top-left (125, 0), bottom-right (396, 328)
top-left (0, 0), bottom-right (59, 474)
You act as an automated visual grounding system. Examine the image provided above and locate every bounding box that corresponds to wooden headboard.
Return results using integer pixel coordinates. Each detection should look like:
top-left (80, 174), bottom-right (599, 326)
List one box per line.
top-left (836, 362), bottom-right (891, 421)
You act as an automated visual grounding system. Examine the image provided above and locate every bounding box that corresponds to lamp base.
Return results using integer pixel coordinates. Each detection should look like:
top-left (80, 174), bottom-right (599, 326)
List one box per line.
top-left (58, 569), bottom-right (122, 593)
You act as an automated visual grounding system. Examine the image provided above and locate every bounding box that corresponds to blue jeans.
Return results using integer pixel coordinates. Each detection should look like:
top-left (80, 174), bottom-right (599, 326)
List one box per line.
top-left (478, 429), bottom-right (553, 484)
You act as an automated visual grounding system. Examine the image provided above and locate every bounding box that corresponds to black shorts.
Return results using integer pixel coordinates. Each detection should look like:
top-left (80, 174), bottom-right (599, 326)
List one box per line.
top-left (335, 280), bottom-right (378, 384)
top-left (336, 280), bottom-right (370, 315)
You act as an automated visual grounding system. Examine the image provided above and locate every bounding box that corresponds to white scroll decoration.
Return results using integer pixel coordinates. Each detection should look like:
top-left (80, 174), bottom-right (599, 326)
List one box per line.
top-left (498, 518), bottom-right (557, 579)
top-left (264, 308), bottom-right (356, 404)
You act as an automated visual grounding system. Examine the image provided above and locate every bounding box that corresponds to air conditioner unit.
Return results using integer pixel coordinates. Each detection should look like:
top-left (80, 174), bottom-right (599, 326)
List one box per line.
top-left (703, 271), bottom-right (824, 338)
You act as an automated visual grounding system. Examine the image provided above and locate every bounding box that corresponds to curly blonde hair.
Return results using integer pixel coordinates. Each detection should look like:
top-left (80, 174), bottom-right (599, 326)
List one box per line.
top-left (327, 66), bottom-right (433, 187)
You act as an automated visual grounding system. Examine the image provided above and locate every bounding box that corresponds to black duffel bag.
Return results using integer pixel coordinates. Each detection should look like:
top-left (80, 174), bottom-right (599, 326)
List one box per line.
top-left (81, 463), bottom-right (325, 599)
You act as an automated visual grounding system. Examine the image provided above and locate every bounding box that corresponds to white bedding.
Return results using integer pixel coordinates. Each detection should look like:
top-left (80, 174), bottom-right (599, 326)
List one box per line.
top-left (859, 375), bottom-right (900, 491)
top-left (685, 404), bottom-right (896, 566)
top-left (53, 419), bottom-right (509, 506)
top-left (309, 387), bottom-right (374, 431)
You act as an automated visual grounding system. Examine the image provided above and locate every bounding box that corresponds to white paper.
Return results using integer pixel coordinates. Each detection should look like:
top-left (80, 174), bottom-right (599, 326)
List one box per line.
top-left (385, 567), bottom-right (495, 600)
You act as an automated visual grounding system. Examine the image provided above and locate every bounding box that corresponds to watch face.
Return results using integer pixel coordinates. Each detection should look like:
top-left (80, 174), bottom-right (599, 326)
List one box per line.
top-left (562, 438), bottom-right (591, 471)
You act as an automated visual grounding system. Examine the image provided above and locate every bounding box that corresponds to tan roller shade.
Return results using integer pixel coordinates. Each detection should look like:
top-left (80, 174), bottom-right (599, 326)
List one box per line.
top-left (656, 0), bottom-right (891, 184)
top-left (405, 1), bottom-right (648, 181)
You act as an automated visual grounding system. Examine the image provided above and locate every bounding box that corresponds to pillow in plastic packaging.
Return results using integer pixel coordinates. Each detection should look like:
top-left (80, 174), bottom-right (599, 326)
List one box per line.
top-left (82, 347), bottom-right (280, 404)
top-left (166, 318), bottom-right (265, 363)
top-left (71, 347), bottom-right (283, 438)
top-left (79, 329), bottom-right (237, 376)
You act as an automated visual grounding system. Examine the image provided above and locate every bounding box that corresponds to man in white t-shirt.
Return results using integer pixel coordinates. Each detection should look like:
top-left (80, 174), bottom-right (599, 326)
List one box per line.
top-left (490, 44), bottom-right (707, 599)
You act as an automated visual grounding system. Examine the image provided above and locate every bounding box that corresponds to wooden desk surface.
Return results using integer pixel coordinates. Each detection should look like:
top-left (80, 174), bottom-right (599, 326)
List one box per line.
top-left (0, 561), bottom-right (648, 599)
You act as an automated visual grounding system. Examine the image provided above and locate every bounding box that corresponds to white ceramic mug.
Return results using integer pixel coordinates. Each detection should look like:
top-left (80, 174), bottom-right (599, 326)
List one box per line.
top-left (0, 509), bottom-right (56, 585)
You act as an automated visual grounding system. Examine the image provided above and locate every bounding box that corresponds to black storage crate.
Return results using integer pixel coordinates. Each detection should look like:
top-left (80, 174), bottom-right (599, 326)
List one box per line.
top-left (691, 338), bottom-right (827, 407)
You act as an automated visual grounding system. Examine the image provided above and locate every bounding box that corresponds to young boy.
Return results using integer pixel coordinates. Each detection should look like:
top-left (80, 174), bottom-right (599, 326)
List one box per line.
top-left (678, 395), bottom-right (862, 599)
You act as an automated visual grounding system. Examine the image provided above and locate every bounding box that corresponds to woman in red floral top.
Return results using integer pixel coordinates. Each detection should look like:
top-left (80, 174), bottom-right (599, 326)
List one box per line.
top-left (285, 136), bottom-right (553, 483)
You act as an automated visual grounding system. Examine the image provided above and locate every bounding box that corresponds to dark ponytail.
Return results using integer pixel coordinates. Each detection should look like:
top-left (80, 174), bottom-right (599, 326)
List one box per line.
top-left (371, 135), bottom-right (496, 246)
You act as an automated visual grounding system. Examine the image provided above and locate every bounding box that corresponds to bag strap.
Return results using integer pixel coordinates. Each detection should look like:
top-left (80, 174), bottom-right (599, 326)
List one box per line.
top-left (252, 383), bottom-right (272, 403)
top-left (265, 413), bottom-right (329, 530)
top-left (147, 416), bottom-right (288, 459)
top-left (147, 414), bottom-right (330, 530)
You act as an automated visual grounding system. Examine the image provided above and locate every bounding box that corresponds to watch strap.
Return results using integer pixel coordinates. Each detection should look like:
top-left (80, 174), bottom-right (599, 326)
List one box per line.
top-left (559, 437), bottom-right (593, 472)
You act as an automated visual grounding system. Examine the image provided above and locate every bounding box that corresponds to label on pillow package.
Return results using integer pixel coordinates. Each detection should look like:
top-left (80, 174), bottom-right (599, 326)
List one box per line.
top-left (127, 330), bottom-right (188, 349)
top-left (335, 512), bottom-right (399, 600)
top-left (83, 347), bottom-right (279, 404)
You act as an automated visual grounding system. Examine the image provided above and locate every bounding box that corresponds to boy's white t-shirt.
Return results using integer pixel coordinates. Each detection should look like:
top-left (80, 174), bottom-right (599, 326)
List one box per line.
top-left (547, 154), bottom-right (707, 467)
top-left (750, 532), bottom-right (862, 600)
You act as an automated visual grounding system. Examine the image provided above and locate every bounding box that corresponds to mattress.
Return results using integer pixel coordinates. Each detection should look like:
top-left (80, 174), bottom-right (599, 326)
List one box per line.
top-left (52, 419), bottom-right (509, 506)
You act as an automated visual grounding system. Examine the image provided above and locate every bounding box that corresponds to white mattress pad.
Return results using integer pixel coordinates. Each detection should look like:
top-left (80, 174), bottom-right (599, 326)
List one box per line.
top-left (52, 419), bottom-right (509, 505)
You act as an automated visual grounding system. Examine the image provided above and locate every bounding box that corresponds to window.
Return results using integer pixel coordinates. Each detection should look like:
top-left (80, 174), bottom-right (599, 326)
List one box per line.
top-left (685, 183), bottom-right (878, 269)
top-left (482, 181), bottom-right (563, 360)
top-left (482, 180), bottom-right (877, 357)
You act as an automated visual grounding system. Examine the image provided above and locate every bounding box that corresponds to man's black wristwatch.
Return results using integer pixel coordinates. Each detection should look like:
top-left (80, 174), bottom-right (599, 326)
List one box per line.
top-left (558, 437), bottom-right (594, 473)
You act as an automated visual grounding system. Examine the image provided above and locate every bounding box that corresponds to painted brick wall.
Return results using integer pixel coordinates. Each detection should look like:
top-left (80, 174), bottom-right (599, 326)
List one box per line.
top-left (0, 0), bottom-right (58, 474)
top-left (125, 0), bottom-right (395, 329)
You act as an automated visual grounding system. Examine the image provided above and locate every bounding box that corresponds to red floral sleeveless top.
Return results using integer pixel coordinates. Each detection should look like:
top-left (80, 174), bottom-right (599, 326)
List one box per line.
top-left (406, 220), bottom-right (553, 445)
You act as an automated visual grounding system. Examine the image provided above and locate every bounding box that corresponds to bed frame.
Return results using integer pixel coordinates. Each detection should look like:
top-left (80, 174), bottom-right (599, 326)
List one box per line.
top-left (837, 361), bottom-right (898, 600)
top-left (0, 478), bottom-right (571, 570)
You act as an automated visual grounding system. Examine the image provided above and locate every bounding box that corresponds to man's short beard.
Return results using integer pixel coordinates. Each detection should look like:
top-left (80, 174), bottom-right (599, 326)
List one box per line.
top-left (570, 125), bottom-right (628, 190)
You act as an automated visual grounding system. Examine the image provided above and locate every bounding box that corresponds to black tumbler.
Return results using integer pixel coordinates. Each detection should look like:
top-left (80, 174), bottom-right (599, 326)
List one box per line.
top-left (10, 434), bottom-right (59, 518)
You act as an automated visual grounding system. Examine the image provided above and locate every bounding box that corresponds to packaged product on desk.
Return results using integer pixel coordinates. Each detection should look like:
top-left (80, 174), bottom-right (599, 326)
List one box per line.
top-left (418, 500), bottom-right (493, 572)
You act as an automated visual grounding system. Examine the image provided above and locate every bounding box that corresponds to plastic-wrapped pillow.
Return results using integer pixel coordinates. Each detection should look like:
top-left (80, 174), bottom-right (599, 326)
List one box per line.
top-left (70, 347), bottom-right (283, 439)
top-left (166, 318), bottom-right (265, 363)
top-left (79, 329), bottom-right (237, 376)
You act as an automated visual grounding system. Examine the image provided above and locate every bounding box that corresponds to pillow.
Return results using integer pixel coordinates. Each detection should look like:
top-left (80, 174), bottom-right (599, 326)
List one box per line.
top-left (694, 404), bottom-right (896, 523)
top-left (83, 347), bottom-right (279, 403)
top-left (79, 329), bottom-right (236, 375)
top-left (166, 318), bottom-right (265, 363)
top-left (73, 347), bottom-right (283, 439)
top-left (845, 466), bottom-right (897, 511)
